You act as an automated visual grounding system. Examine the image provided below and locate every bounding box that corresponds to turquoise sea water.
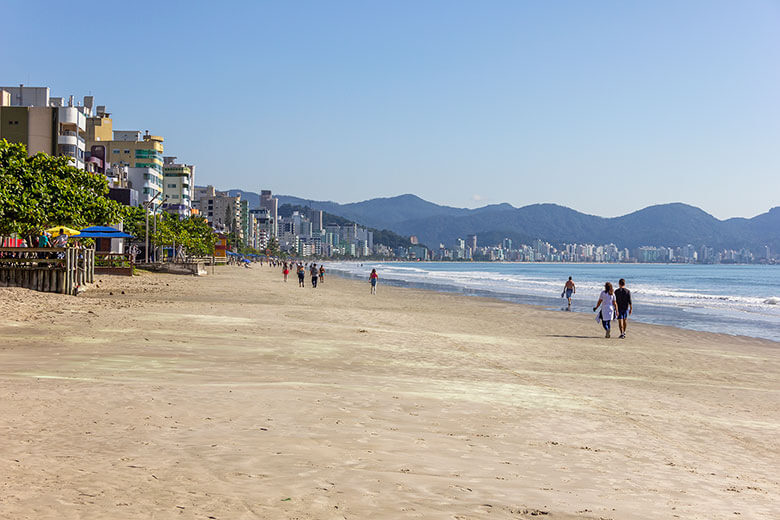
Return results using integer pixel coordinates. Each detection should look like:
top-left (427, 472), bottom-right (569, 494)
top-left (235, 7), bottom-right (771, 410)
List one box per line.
top-left (328, 262), bottom-right (780, 342)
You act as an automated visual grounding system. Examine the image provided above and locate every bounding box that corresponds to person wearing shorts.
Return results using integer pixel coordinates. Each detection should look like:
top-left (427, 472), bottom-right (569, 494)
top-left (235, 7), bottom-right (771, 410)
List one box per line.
top-left (614, 278), bottom-right (632, 339)
top-left (562, 276), bottom-right (576, 311)
top-left (369, 269), bottom-right (378, 295)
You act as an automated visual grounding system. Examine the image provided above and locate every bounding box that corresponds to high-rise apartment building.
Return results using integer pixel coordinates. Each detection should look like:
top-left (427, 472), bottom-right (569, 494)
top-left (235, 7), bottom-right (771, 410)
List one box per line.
top-left (259, 190), bottom-right (278, 237)
top-left (192, 185), bottom-right (241, 235)
top-left (249, 208), bottom-right (273, 250)
top-left (84, 105), bottom-right (113, 174)
top-left (162, 156), bottom-right (194, 217)
top-left (467, 234), bottom-right (477, 253)
top-left (310, 209), bottom-right (323, 234)
top-left (93, 130), bottom-right (164, 206)
top-left (0, 85), bottom-right (90, 169)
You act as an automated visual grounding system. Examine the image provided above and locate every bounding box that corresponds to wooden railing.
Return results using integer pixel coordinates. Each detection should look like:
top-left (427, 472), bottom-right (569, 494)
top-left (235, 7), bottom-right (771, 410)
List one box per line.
top-left (0, 247), bottom-right (95, 295)
top-left (95, 252), bottom-right (134, 276)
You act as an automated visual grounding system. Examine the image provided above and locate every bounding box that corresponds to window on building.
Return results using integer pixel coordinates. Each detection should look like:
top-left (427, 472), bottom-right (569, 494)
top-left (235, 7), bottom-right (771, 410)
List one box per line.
top-left (124, 149), bottom-right (130, 154)
top-left (112, 149), bottom-right (120, 154)
top-left (168, 184), bottom-right (176, 188)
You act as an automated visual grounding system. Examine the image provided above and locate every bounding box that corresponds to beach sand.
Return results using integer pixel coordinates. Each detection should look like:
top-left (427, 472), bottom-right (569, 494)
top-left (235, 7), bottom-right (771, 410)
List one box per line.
top-left (0, 265), bottom-right (777, 519)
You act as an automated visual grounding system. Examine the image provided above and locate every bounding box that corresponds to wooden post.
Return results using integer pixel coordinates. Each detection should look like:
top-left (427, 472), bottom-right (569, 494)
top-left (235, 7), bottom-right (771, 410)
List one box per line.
top-left (63, 248), bottom-right (68, 295)
top-left (65, 248), bottom-right (72, 295)
top-left (88, 249), bottom-right (94, 283)
top-left (77, 250), bottom-right (83, 290)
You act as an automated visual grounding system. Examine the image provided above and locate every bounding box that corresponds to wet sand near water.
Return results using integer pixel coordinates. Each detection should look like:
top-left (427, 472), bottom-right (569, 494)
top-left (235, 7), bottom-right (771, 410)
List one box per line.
top-left (0, 265), bottom-right (778, 519)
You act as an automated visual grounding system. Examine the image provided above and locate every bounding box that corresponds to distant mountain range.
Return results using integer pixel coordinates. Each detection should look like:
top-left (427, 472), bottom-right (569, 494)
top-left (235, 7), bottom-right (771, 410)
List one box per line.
top-left (226, 190), bottom-right (780, 252)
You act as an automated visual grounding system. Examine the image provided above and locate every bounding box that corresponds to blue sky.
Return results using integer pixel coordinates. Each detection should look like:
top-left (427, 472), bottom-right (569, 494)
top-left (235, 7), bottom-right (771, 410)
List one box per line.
top-left (2, 1), bottom-right (778, 219)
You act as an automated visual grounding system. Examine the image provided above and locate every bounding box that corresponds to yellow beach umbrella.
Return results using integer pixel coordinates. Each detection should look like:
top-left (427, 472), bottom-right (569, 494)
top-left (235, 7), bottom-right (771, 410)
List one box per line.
top-left (45, 226), bottom-right (81, 236)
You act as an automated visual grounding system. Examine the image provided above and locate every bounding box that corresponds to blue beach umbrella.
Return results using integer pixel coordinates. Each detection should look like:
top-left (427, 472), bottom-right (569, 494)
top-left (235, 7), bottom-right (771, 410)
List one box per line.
top-left (74, 225), bottom-right (134, 239)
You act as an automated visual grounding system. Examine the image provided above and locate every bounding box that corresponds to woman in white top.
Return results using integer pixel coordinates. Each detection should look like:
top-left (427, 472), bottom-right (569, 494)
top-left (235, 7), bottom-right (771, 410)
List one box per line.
top-left (593, 281), bottom-right (617, 338)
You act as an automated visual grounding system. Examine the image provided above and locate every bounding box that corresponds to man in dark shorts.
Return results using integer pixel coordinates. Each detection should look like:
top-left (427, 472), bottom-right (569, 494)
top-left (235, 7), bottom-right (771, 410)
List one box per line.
top-left (562, 276), bottom-right (576, 311)
top-left (615, 278), bottom-right (632, 339)
top-left (310, 263), bottom-right (318, 288)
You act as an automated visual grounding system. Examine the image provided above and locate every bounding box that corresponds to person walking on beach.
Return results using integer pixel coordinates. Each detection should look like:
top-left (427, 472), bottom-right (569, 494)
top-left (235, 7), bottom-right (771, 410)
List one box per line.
top-left (282, 261), bottom-right (289, 282)
top-left (562, 276), bottom-right (576, 311)
top-left (593, 281), bottom-right (617, 338)
top-left (310, 263), bottom-right (319, 288)
top-left (369, 268), bottom-right (378, 295)
top-left (297, 263), bottom-right (305, 287)
top-left (615, 278), bottom-right (633, 339)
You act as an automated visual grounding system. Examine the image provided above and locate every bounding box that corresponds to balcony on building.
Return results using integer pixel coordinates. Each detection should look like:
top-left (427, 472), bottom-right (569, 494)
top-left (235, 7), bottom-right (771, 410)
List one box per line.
top-left (58, 131), bottom-right (86, 147)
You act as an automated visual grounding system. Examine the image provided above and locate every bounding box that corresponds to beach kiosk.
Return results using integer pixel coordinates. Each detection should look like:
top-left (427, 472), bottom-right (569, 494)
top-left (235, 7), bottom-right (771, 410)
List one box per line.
top-left (214, 233), bottom-right (228, 264)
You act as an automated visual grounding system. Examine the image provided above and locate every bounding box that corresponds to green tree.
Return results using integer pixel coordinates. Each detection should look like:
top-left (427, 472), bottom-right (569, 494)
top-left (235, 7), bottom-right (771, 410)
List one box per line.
top-left (265, 236), bottom-right (281, 257)
top-left (121, 205), bottom-right (148, 240)
top-left (148, 212), bottom-right (215, 258)
top-left (0, 139), bottom-right (124, 239)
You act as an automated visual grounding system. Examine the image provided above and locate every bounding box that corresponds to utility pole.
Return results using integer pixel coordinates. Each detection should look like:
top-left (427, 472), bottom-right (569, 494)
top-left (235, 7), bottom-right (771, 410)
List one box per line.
top-left (152, 196), bottom-right (169, 262)
top-left (144, 191), bottom-right (162, 263)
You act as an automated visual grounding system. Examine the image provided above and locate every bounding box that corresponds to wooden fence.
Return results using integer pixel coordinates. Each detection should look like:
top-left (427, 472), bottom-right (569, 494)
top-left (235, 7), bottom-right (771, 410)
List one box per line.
top-left (0, 247), bottom-right (95, 295)
top-left (95, 252), bottom-right (134, 276)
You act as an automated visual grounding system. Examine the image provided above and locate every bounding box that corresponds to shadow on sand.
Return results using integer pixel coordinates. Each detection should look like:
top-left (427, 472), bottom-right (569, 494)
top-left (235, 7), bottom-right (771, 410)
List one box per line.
top-left (545, 334), bottom-right (601, 339)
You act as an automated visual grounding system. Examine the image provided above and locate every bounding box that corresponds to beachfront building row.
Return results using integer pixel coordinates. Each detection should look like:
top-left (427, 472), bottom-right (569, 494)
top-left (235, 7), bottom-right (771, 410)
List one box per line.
top-left (272, 207), bottom-right (377, 258)
top-left (1, 84), bottom-right (196, 216)
top-left (191, 186), bottom-right (274, 251)
top-left (193, 186), bottom-right (242, 235)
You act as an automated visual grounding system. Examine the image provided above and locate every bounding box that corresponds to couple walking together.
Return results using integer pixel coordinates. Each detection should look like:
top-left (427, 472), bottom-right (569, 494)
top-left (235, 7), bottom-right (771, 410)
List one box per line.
top-left (593, 279), bottom-right (632, 339)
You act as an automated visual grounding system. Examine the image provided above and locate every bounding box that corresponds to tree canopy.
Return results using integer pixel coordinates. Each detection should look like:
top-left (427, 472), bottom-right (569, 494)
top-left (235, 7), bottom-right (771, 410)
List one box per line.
top-left (154, 213), bottom-right (216, 256)
top-left (0, 139), bottom-right (125, 237)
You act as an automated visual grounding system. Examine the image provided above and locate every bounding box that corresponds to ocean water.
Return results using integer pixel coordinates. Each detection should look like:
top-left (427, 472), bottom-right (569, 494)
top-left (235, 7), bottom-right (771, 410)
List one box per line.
top-left (327, 262), bottom-right (780, 342)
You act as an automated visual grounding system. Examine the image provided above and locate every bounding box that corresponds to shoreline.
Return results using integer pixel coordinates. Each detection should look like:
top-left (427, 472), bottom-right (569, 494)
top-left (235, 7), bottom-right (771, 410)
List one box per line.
top-left (327, 268), bottom-right (780, 350)
top-left (0, 266), bottom-right (778, 519)
top-left (325, 261), bottom-right (780, 343)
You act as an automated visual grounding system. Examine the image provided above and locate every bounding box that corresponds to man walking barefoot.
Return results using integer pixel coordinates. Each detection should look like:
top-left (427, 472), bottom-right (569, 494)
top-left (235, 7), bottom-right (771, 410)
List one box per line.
top-left (615, 278), bottom-right (633, 339)
top-left (562, 276), bottom-right (576, 311)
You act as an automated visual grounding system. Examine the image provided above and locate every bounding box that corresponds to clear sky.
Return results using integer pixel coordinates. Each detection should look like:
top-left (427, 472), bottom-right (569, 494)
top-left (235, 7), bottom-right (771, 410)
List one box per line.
top-left (2, 1), bottom-right (778, 219)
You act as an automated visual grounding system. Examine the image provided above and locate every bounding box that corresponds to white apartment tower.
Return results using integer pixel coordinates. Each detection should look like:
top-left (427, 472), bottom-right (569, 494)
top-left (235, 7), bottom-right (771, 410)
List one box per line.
top-left (162, 156), bottom-right (195, 217)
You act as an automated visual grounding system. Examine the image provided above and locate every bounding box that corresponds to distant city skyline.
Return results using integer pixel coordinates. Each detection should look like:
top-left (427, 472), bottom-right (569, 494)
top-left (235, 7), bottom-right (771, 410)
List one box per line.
top-left (2, 0), bottom-right (778, 220)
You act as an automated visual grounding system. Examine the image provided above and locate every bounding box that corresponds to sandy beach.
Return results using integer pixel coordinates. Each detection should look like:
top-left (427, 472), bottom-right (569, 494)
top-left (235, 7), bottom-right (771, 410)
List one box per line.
top-left (0, 265), bottom-right (778, 519)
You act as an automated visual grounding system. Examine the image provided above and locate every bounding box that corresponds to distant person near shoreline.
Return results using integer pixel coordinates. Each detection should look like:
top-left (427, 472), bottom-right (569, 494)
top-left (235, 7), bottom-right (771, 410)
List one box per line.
top-left (562, 276), bottom-right (576, 311)
top-left (319, 265), bottom-right (325, 284)
top-left (310, 263), bottom-right (319, 288)
top-left (615, 278), bottom-right (633, 339)
top-left (283, 261), bottom-right (289, 282)
top-left (594, 281), bottom-right (617, 338)
top-left (297, 263), bottom-right (305, 287)
top-left (369, 269), bottom-right (378, 295)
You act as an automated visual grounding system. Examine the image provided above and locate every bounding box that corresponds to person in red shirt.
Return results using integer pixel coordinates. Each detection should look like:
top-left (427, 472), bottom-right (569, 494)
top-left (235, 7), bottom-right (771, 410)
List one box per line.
top-left (369, 269), bottom-right (378, 295)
